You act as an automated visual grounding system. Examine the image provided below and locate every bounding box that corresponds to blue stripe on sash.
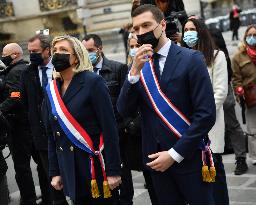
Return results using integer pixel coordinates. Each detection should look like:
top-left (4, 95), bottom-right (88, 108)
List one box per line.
top-left (141, 61), bottom-right (189, 135)
top-left (46, 84), bottom-right (94, 155)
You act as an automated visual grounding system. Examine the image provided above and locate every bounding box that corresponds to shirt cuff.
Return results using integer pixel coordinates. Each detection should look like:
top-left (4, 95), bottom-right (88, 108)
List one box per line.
top-left (128, 71), bottom-right (140, 84)
top-left (168, 148), bottom-right (184, 163)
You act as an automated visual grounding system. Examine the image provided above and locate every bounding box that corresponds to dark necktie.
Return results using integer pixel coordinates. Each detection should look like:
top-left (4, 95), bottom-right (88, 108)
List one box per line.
top-left (152, 53), bottom-right (161, 80)
top-left (41, 66), bottom-right (48, 89)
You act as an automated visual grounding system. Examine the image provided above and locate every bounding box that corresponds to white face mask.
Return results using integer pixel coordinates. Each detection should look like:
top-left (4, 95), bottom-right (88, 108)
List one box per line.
top-left (129, 48), bottom-right (138, 57)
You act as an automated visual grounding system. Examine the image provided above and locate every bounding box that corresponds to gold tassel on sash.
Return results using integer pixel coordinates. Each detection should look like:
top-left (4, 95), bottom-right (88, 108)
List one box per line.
top-left (91, 179), bottom-right (100, 198)
top-left (103, 180), bottom-right (112, 198)
top-left (202, 165), bottom-right (211, 182)
top-left (209, 166), bottom-right (216, 182)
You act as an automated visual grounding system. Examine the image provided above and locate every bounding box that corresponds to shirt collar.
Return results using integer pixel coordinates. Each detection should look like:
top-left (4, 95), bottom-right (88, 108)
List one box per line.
top-left (157, 39), bottom-right (171, 57)
top-left (95, 57), bottom-right (103, 69)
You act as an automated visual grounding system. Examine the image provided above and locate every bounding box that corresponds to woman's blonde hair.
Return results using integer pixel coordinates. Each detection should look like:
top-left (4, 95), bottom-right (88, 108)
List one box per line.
top-left (51, 35), bottom-right (93, 78)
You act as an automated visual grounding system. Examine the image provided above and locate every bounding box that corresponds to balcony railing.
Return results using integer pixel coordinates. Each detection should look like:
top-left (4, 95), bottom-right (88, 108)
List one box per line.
top-left (0, 2), bottom-right (15, 18)
top-left (39, 0), bottom-right (77, 12)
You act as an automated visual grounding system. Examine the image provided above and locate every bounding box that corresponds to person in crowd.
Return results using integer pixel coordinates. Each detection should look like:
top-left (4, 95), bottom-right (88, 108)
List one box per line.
top-left (0, 43), bottom-right (38, 205)
top-left (232, 24), bottom-right (256, 165)
top-left (81, 34), bottom-right (130, 205)
top-left (21, 35), bottom-right (68, 205)
top-left (230, 4), bottom-right (242, 41)
top-left (42, 35), bottom-right (121, 205)
top-left (132, 0), bottom-right (187, 42)
top-left (117, 5), bottom-right (216, 205)
top-left (209, 27), bottom-right (248, 175)
top-left (181, 18), bottom-right (229, 205)
top-left (124, 32), bottom-right (159, 205)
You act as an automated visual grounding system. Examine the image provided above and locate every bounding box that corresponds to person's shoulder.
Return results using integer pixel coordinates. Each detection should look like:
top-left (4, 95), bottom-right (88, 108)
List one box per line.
top-left (103, 57), bottom-right (126, 70)
top-left (80, 70), bottom-right (105, 84)
top-left (176, 45), bottom-right (201, 59)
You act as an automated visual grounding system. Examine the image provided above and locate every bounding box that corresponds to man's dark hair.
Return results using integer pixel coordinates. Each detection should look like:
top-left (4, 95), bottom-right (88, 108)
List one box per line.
top-left (131, 4), bottom-right (164, 23)
top-left (83, 34), bottom-right (102, 48)
top-left (28, 34), bottom-right (51, 50)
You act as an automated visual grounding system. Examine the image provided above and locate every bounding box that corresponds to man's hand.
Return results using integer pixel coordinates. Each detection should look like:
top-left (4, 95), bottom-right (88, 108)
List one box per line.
top-left (51, 176), bottom-right (63, 190)
top-left (146, 151), bottom-right (175, 172)
top-left (107, 176), bottom-right (122, 190)
top-left (130, 44), bottom-right (153, 76)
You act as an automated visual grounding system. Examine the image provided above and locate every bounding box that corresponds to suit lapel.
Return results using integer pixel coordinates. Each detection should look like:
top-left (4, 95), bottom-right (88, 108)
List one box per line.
top-left (62, 72), bottom-right (84, 104)
top-left (160, 43), bottom-right (182, 93)
top-left (29, 65), bottom-right (44, 100)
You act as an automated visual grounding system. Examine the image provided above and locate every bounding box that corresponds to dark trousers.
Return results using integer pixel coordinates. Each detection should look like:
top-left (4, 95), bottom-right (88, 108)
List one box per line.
top-left (0, 175), bottom-right (8, 205)
top-left (36, 150), bottom-right (68, 205)
top-left (150, 167), bottom-right (214, 205)
top-left (119, 165), bottom-right (158, 205)
top-left (212, 154), bottom-right (229, 205)
top-left (224, 85), bottom-right (247, 159)
top-left (8, 128), bottom-right (37, 205)
top-left (232, 28), bottom-right (239, 40)
top-left (74, 189), bottom-right (119, 205)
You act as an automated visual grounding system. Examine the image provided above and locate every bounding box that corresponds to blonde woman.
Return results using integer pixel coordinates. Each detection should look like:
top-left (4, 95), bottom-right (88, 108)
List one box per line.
top-left (42, 35), bottom-right (121, 205)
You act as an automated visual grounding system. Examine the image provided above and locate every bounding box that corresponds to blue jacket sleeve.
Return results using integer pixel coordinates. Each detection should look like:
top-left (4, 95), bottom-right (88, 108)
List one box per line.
top-left (173, 52), bottom-right (216, 159)
top-left (117, 77), bottom-right (140, 118)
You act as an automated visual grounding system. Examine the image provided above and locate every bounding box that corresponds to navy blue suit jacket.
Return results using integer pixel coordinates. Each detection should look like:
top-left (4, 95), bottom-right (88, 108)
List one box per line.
top-left (43, 71), bottom-right (121, 199)
top-left (117, 43), bottom-right (216, 172)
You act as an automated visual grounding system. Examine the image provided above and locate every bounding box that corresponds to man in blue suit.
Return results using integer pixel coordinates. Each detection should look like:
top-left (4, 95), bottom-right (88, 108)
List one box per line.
top-left (117, 4), bottom-right (216, 205)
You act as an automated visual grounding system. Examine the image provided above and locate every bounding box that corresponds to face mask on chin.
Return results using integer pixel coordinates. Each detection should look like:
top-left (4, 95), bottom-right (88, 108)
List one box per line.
top-left (136, 24), bottom-right (163, 49)
top-left (52, 53), bottom-right (71, 72)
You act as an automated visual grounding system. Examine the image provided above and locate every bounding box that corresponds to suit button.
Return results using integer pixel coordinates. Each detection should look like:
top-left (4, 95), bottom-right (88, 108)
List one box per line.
top-left (59, 147), bottom-right (63, 151)
top-left (56, 132), bottom-right (60, 137)
top-left (70, 146), bottom-right (74, 152)
top-left (54, 116), bottom-right (58, 121)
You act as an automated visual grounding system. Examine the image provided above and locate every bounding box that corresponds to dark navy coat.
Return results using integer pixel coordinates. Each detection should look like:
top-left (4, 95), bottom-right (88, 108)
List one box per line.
top-left (117, 43), bottom-right (216, 173)
top-left (43, 71), bottom-right (121, 200)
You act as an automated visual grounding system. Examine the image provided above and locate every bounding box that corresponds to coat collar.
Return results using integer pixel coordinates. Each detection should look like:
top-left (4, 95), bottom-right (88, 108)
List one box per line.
top-left (57, 71), bottom-right (85, 104)
top-left (101, 57), bottom-right (112, 72)
top-left (159, 43), bottom-right (182, 92)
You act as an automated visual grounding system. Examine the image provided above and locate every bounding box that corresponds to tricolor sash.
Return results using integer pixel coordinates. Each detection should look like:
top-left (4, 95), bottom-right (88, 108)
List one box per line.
top-left (140, 59), bottom-right (191, 138)
top-left (46, 80), bottom-right (111, 198)
top-left (140, 59), bottom-right (216, 182)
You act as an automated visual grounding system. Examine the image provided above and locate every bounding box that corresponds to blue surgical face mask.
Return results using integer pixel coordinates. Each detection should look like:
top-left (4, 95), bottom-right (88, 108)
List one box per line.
top-left (183, 31), bottom-right (198, 48)
top-left (129, 48), bottom-right (138, 57)
top-left (246, 36), bottom-right (256, 46)
top-left (89, 52), bottom-right (98, 65)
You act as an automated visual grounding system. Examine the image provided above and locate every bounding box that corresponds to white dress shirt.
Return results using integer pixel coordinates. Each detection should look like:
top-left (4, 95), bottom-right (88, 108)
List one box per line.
top-left (128, 40), bottom-right (184, 163)
top-left (38, 60), bottom-right (53, 86)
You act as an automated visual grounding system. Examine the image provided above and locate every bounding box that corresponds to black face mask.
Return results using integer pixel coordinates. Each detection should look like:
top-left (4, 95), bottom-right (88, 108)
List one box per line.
top-left (30, 52), bottom-right (44, 66)
top-left (1, 55), bottom-right (13, 67)
top-left (52, 53), bottom-right (71, 72)
top-left (137, 24), bottom-right (162, 49)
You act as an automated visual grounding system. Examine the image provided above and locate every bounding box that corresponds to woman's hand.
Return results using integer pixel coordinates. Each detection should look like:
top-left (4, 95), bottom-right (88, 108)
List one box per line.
top-left (107, 176), bottom-right (122, 190)
top-left (51, 176), bottom-right (64, 190)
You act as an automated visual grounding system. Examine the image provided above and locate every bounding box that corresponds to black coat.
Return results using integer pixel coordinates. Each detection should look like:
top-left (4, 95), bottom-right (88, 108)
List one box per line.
top-left (99, 57), bottom-right (128, 130)
top-left (0, 60), bottom-right (28, 119)
top-left (21, 64), bottom-right (48, 150)
top-left (43, 71), bottom-right (121, 200)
